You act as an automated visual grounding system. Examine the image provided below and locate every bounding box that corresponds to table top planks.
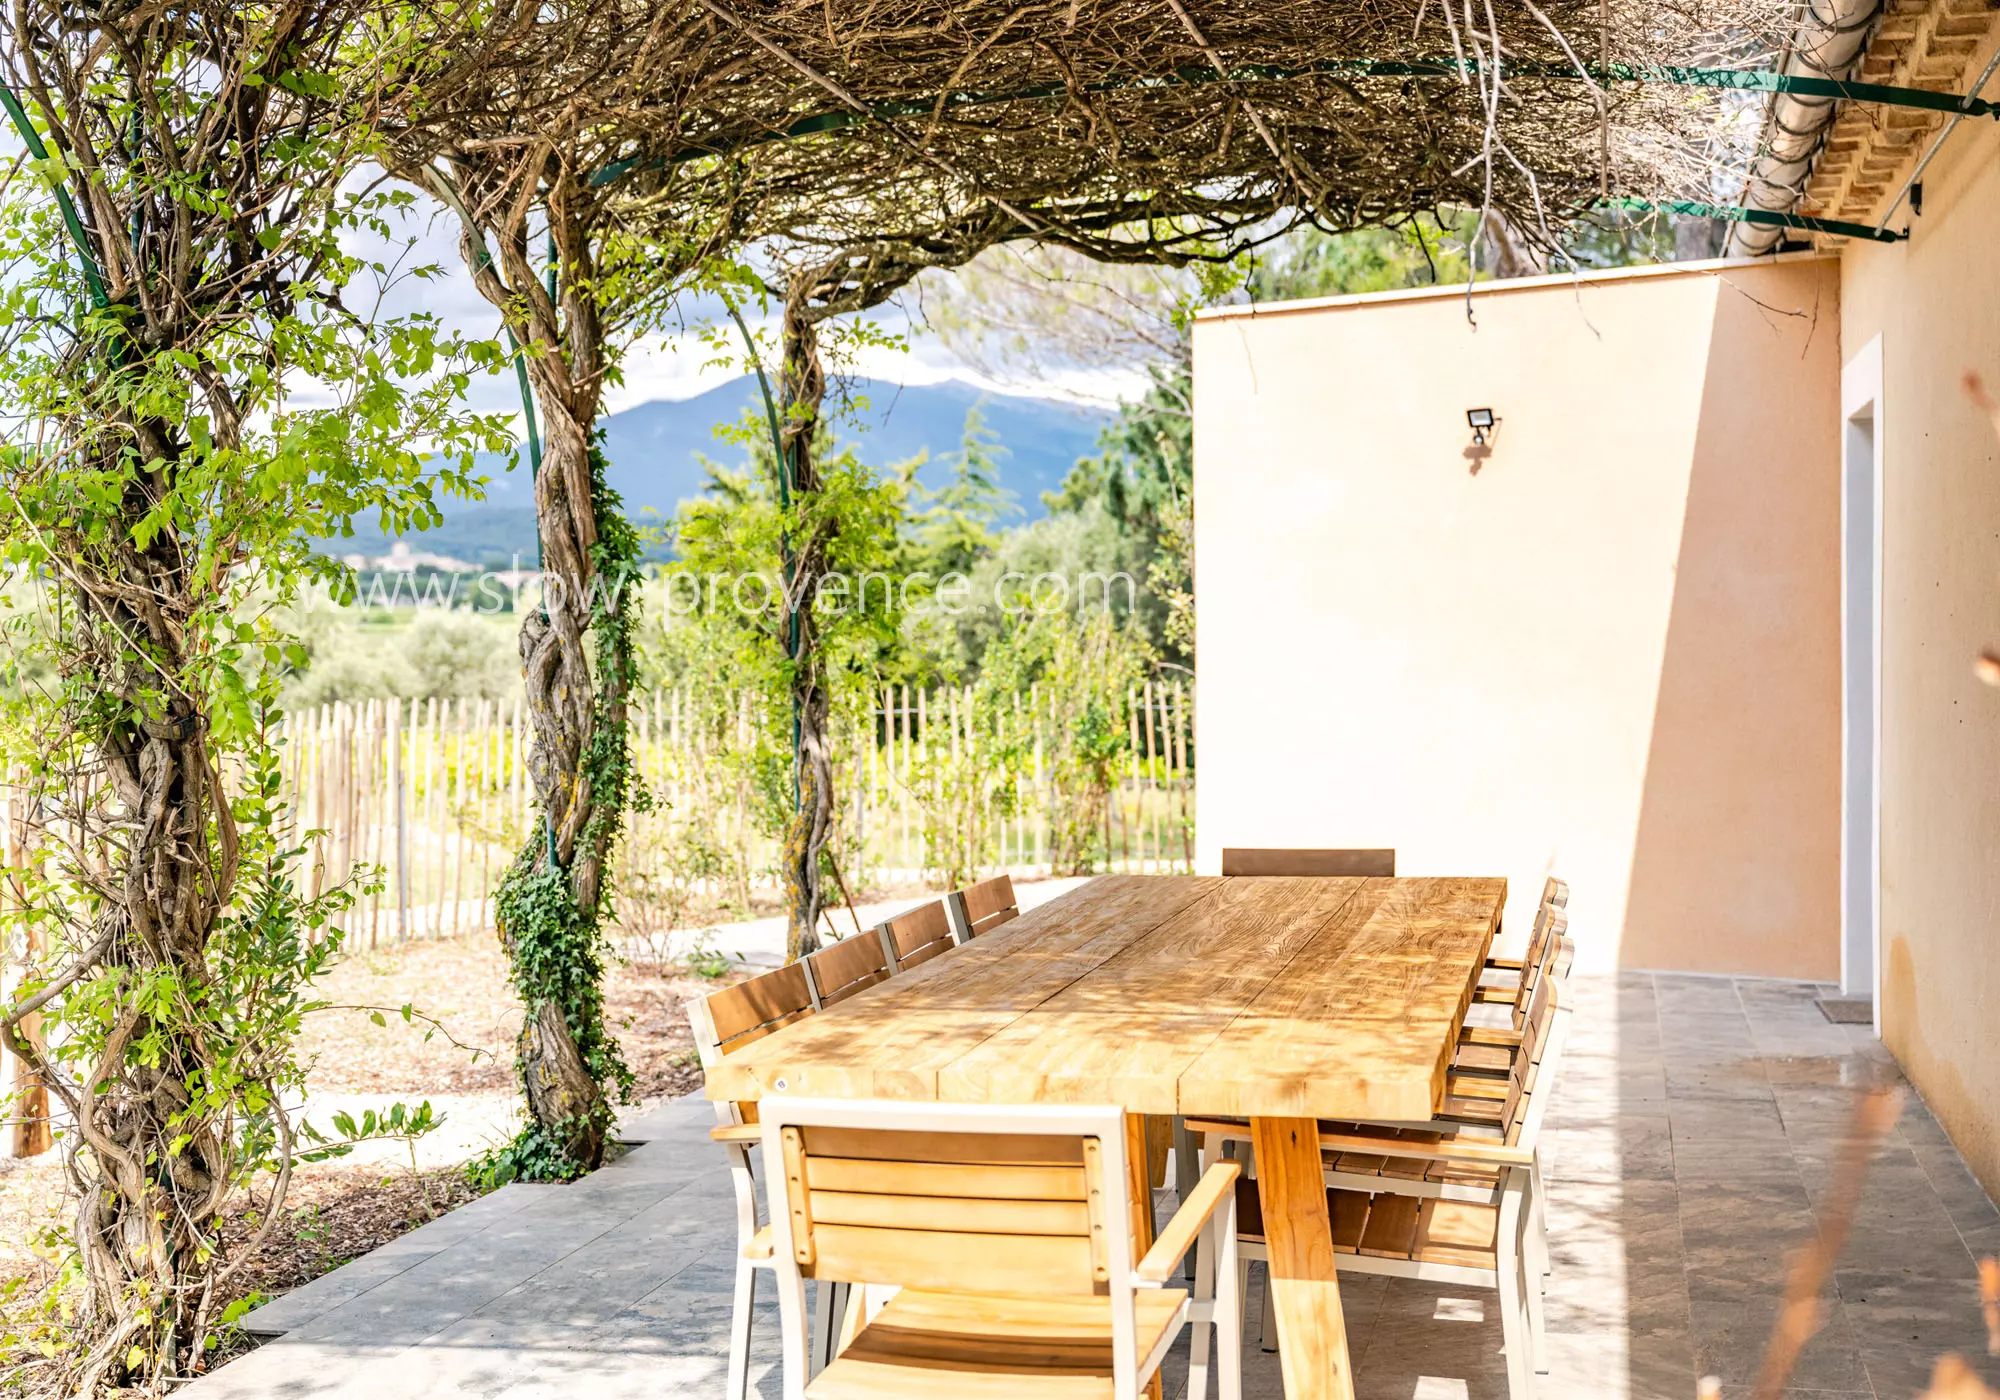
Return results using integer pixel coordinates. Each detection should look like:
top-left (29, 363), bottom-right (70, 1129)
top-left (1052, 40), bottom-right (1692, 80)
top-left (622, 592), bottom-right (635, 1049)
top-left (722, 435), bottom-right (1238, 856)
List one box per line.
top-left (1176, 877), bottom-right (1504, 1120)
top-left (701, 875), bottom-right (1218, 1102)
top-left (705, 874), bottom-right (1505, 1121)
top-left (935, 876), bottom-right (1371, 1113)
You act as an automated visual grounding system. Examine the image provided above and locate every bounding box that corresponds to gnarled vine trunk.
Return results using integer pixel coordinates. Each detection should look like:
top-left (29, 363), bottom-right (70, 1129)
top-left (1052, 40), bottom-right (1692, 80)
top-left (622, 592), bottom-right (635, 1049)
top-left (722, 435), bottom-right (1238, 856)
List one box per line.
top-left (2, 436), bottom-right (242, 1392)
top-left (778, 281), bottom-right (833, 963)
top-left (454, 177), bottom-right (637, 1174)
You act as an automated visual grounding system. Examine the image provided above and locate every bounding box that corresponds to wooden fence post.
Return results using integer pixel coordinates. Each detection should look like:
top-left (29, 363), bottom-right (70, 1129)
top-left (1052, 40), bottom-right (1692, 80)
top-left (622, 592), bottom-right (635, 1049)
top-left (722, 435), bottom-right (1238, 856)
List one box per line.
top-left (6, 771), bottom-right (50, 1158)
top-left (393, 696), bottom-right (410, 941)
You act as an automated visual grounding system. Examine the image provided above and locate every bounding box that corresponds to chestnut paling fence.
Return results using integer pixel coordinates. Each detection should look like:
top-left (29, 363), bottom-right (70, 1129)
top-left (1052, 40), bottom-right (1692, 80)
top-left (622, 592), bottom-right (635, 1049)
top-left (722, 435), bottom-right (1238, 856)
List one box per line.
top-left (272, 682), bottom-right (1195, 946)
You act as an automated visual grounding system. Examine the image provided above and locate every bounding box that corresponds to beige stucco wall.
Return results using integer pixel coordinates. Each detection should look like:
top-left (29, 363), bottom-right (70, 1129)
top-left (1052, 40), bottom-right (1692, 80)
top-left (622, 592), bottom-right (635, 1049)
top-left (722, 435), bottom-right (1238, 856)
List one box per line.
top-left (1842, 106), bottom-right (2000, 1199)
top-left (1192, 256), bottom-right (1842, 977)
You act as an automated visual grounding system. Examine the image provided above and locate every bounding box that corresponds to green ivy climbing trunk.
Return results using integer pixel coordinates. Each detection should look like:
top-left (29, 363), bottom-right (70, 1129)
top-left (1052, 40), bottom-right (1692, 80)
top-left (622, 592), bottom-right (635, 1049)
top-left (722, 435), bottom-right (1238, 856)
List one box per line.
top-left (460, 202), bottom-right (637, 1178)
top-left (778, 280), bottom-right (833, 963)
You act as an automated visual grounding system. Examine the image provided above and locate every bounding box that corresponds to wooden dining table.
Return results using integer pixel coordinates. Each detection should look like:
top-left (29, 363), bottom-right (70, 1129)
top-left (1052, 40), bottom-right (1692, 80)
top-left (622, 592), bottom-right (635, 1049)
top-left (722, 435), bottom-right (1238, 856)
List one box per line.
top-left (705, 872), bottom-right (1506, 1400)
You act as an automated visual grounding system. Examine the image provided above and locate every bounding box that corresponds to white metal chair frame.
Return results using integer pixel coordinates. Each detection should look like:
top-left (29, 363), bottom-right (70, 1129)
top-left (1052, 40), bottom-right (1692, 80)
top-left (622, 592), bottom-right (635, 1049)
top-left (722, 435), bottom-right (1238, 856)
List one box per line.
top-left (756, 1096), bottom-right (1247, 1400)
top-left (689, 959), bottom-right (884, 1399)
top-left (1190, 995), bottom-right (1571, 1400)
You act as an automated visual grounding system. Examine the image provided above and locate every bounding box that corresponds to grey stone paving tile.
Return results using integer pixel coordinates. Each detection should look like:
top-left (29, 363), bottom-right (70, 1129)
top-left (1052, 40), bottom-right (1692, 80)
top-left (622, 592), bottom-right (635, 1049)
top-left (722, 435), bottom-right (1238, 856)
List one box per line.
top-left (1860, 1343), bottom-right (2000, 1400)
top-left (176, 1339), bottom-right (409, 1399)
top-left (1689, 1282), bottom-right (1872, 1392)
top-left (239, 1182), bottom-right (567, 1338)
top-left (239, 1249), bottom-right (440, 1340)
top-left (1670, 1097), bottom-right (1792, 1135)
top-left (286, 1207), bottom-right (642, 1347)
top-left (616, 1090), bottom-right (708, 1142)
top-left (1540, 1334), bottom-right (1696, 1400)
top-left (1907, 1141), bottom-right (2000, 1238)
top-left (1672, 1138), bottom-right (1805, 1186)
top-left (1953, 1219), bottom-right (2000, 1260)
top-left (1837, 1267), bottom-right (1997, 1359)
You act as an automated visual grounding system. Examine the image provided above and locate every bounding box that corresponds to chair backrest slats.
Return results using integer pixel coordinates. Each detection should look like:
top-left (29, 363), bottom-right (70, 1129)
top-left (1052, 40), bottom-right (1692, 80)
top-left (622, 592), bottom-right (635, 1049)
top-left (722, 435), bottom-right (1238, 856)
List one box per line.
top-left (947, 873), bottom-right (1019, 941)
top-left (1513, 906), bottom-right (1569, 1027)
top-left (686, 964), bottom-right (822, 1132)
top-left (803, 1123), bottom-right (1084, 1165)
top-left (761, 1100), bottom-right (1131, 1302)
top-left (877, 899), bottom-right (956, 971)
top-left (1220, 847), bottom-right (1396, 877)
top-left (701, 961), bottom-right (817, 1050)
top-left (1503, 979), bottom-right (1562, 1140)
top-left (803, 933), bottom-right (891, 1009)
top-left (812, 1222), bottom-right (1095, 1294)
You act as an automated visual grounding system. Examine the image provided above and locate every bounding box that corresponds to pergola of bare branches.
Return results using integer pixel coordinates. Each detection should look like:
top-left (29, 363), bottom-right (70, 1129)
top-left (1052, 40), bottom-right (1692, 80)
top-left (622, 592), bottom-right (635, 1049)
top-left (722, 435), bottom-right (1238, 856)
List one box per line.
top-left (367, 0), bottom-right (1790, 1146)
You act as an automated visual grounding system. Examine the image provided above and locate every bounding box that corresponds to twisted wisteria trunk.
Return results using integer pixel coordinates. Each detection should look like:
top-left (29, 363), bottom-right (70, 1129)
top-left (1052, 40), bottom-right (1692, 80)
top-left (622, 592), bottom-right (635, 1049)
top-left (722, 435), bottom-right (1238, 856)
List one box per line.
top-left (460, 199), bottom-right (636, 1174)
top-left (778, 280), bottom-right (833, 962)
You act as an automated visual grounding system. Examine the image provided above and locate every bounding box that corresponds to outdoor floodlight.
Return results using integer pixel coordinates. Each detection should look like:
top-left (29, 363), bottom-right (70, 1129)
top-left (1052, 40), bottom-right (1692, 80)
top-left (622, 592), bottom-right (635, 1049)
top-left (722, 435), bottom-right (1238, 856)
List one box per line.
top-left (1467, 407), bottom-right (1496, 446)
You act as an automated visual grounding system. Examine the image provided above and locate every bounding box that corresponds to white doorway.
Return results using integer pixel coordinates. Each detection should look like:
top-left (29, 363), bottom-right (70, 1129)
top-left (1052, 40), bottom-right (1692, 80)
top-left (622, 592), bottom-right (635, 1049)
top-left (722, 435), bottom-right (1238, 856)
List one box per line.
top-left (1840, 337), bottom-right (1883, 1018)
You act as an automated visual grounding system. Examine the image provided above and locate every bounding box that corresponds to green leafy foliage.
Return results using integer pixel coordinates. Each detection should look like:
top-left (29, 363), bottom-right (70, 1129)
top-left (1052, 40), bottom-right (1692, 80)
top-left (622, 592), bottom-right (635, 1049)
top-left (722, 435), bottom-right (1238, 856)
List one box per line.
top-left (0, 6), bottom-right (511, 1384)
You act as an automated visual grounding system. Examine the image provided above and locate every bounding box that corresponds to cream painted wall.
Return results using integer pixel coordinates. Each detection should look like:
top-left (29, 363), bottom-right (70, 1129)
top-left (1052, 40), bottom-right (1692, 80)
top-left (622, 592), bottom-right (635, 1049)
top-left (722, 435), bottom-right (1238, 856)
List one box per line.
top-left (1842, 109), bottom-right (2000, 1200)
top-left (1192, 257), bottom-right (1842, 977)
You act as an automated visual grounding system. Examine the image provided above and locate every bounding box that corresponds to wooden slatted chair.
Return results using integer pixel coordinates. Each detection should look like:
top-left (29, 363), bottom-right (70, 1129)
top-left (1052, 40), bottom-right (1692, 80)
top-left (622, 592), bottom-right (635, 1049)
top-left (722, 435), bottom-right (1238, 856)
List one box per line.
top-left (946, 873), bottom-right (1019, 942)
top-left (752, 1097), bottom-right (1246, 1400)
top-left (1187, 975), bottom-right (1572, 1400)
top-left (803, 932), bottom-right (893, 1010)
top-left (875, 899), bottom-right (957, 972)
top-left (1463, 905), bottom-right (1567, 1072)
top-left (1471, 905), bottom-right (1568, 1032)
top-left (1219, 847), bottom-right (1396, 877)
top-left (686, 964), bottom-right (822, 1400)
top-left (1480, 876), bottom-right (1569, 990)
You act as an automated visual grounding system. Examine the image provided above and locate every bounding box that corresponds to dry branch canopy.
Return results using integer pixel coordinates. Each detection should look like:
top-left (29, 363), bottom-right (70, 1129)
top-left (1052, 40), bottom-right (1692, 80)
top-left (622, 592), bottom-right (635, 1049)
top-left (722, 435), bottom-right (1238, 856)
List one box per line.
top-left (395, 0), bottom-right (1787, 281)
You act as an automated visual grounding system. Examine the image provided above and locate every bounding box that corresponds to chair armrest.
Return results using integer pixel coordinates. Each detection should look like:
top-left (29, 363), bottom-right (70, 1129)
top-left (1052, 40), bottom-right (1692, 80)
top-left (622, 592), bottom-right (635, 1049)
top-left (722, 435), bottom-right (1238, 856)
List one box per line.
top-left (743, 1225), bottom-right (774, 1261)
top-left (1181, 1117), bottom-right (1535, 1169)
top-left (711, 1122), bottom-right (762, 1144)
top-left (1471, 985), bottom-right (1521, 1005)
top-left (1137, 1161), bottom-right (1241, 1284)
top-left (1310, 1127), bottom-right (1534, 1167)
top-left (1485, 956), bottom-right (1525, 973)
top-left (1459, 1026), bottom-right (1525, 1048)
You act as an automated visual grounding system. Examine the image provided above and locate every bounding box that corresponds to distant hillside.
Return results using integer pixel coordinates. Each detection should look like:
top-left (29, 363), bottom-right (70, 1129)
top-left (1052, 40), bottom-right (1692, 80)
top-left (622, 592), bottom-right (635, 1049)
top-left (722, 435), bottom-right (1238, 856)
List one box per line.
top-left (331, 376), bottom-right (1113, 566)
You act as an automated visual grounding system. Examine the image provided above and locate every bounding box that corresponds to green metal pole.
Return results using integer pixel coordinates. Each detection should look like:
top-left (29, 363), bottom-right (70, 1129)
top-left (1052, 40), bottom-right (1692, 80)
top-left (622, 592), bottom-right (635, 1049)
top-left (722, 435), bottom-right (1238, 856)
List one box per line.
top-left (1605, 197), bottom-right (1908, 245)
top-left (723, 295), bottom-right (803, 808)
top-left (0, 81), bottom-right (109, 307)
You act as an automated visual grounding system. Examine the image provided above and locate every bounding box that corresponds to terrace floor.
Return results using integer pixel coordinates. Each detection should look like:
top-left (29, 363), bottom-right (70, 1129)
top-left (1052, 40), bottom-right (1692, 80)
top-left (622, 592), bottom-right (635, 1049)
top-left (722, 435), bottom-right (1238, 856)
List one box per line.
top-left (185, 973), bottom-right (2000, 1400)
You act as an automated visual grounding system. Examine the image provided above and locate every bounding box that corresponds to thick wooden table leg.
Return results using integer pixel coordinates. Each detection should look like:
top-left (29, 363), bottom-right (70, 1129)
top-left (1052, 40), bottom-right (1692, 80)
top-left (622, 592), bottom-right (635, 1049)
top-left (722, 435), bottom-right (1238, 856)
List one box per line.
top-left (1125, 1113), bottom-right (1166, 1400)
top-left (1251, 1116), bottom-right (1355, 1400)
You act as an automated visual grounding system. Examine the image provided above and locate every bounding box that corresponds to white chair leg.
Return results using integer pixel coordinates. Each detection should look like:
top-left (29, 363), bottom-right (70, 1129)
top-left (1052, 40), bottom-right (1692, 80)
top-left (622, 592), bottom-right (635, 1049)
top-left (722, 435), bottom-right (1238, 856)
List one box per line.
top-left (1187, 1219), bottom-right (1217, 1400)
top-left (1521, 1174), bottom-right (1550, 1374)
top-left (1524, 1245), bottom-right (1550, 1375)
top-left (727, 1257), bottom-right (757, 1400)
top-left (1530, 1156), bottom-right (1553, 1278)
top-left (813, 1280), bottom-right (852, 1377)
top-left (1217, 1209), bottom-right (1244, 1400)
top-left (1497, 1179), bottom-right (1535, 1400)
top-left (774, 1265), bottom-right (810, 1400)
top-left (1257, 1261), bottom-right (1278, 1353)
top-left (1174, 1117), bottom-right (1200, 1279)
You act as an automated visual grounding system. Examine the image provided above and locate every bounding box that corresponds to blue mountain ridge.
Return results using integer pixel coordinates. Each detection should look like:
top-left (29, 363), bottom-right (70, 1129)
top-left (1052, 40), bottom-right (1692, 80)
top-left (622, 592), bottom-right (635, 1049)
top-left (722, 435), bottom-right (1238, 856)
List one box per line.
top-left (333, 375), bottom-right (1114, 565)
